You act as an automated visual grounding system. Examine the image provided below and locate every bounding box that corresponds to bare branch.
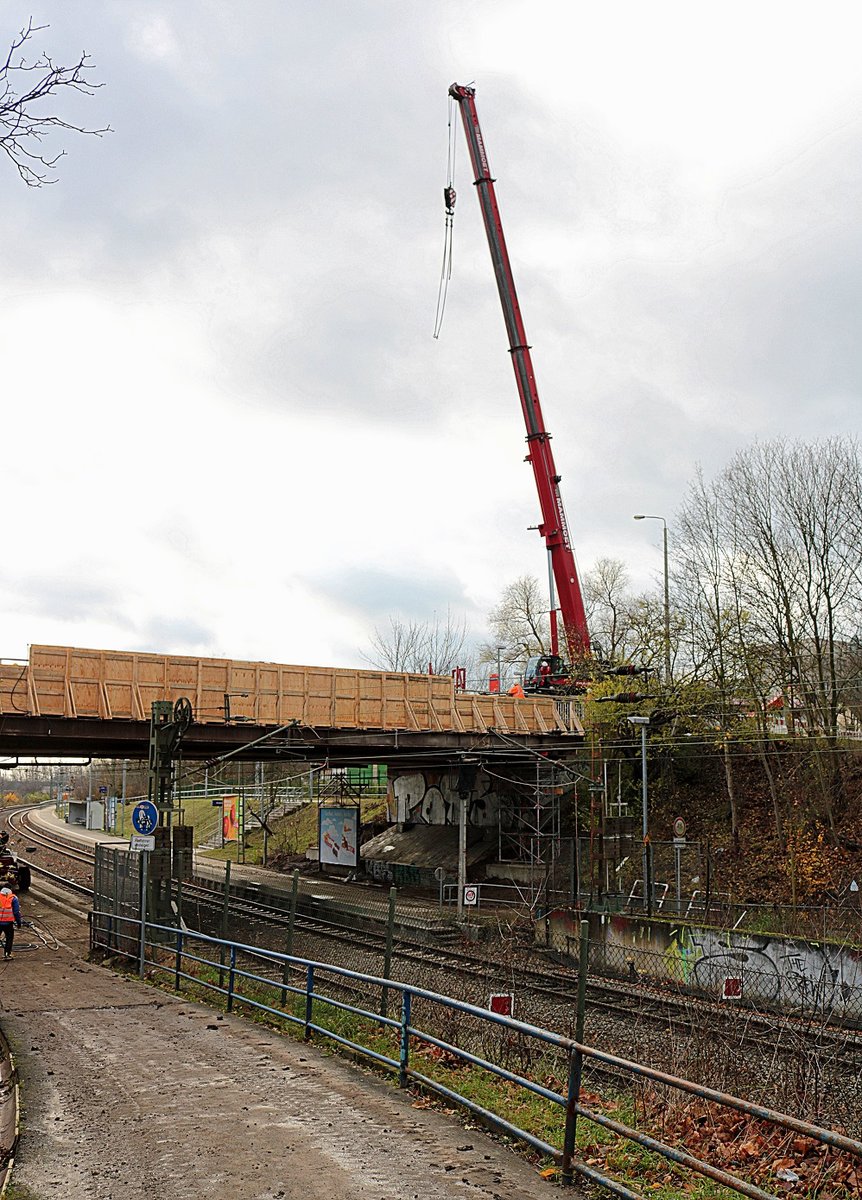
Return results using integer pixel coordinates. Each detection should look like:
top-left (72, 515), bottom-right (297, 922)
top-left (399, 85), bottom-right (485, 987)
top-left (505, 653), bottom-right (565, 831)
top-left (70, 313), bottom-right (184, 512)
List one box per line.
top-left (0, 18), bottom-right (110, 186)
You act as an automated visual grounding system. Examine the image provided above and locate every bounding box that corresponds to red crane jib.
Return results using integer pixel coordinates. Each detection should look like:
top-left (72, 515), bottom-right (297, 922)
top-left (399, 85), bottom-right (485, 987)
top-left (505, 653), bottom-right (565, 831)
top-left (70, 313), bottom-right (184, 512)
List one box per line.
top-left (448, 83), bottom-right (590, 658)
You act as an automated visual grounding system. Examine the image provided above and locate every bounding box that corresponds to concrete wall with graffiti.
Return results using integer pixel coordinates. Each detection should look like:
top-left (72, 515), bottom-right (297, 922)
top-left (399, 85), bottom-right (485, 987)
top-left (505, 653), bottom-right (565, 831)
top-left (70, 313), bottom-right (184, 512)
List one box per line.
top-left (365, 859), bottom-right (426, 888)
top-left (540, 909), bottom-right (862, 1019)
top-left (392, 768), bottom-right (502, 827)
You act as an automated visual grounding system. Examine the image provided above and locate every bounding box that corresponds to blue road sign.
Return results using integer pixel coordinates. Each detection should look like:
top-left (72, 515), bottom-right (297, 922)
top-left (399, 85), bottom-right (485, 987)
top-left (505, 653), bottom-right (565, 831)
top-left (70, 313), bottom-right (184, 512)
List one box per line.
top-left (132, 800), bottom-right (159, 835)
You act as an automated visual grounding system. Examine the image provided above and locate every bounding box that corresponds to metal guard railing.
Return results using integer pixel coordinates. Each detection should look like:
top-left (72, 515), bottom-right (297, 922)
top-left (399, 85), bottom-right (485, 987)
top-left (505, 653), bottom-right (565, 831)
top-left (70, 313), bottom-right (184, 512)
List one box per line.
top-left (90, 910), bottom-right (862, 1200)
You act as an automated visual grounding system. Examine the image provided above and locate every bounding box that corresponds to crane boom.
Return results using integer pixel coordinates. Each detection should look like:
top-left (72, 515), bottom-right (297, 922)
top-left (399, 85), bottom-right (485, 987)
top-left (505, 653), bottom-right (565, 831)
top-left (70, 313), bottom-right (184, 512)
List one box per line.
top-left (448, 83), bottom-right (590, 658)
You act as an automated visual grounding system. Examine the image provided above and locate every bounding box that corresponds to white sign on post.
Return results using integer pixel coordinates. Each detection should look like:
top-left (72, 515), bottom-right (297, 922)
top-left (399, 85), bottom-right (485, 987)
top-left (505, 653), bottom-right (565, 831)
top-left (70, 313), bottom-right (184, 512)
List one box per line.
top-left (129, 834), bottom-right (155, 852)
top-left (463, 884), bottom-right (479, 907)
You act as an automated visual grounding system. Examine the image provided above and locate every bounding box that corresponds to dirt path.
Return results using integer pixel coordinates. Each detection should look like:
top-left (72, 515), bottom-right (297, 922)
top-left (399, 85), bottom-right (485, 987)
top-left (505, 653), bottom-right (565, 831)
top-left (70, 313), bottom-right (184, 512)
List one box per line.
top-left (0, 890), bottom-right (574, 1199)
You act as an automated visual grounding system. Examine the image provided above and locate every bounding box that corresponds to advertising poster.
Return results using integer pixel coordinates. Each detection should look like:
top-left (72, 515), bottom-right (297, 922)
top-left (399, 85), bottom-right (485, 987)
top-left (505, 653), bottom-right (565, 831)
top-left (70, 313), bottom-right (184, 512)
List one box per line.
top-left (222, 795), bottom-right (239, 842)
top-left (319, 806), bottom-right (359, 868)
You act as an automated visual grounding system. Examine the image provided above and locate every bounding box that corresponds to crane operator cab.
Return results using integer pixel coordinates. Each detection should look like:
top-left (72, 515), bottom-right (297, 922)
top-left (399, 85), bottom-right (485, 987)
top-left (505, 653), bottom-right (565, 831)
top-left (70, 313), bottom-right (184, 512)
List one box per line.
top-left (524, 654), bottom-right (565, 692)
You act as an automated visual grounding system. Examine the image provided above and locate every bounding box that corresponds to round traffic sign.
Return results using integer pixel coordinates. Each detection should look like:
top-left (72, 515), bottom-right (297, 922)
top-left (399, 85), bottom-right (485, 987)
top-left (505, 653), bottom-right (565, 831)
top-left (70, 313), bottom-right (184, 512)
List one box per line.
top-left (463, 885), bottom-right (479, 907)
top-left (673, 816), bottom-right (686, 839)
top-left (132, 800), bottom-right (159, 835)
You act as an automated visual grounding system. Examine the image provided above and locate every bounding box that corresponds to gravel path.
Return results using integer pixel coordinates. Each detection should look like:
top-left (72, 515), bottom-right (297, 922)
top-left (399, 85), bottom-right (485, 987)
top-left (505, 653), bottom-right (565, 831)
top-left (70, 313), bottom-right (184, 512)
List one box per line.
top-left (0, 890), bottom-right (574, 1200)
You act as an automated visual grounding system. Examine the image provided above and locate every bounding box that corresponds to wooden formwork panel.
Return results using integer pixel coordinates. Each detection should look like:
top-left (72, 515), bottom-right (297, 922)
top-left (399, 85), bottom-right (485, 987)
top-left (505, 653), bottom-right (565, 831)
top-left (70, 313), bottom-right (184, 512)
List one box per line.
top-left (0, 664), bottom-right (28, 716)
top-left (24, 645), bottom-right (577, 736)
top-left (28, 645), bottom-right (71, 717)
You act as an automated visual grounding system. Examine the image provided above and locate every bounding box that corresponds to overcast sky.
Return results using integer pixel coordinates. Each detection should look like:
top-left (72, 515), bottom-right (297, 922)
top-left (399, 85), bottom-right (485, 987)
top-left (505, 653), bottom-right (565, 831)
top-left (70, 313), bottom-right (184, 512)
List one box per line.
top-left (3, 1), bottom-right (861, 671)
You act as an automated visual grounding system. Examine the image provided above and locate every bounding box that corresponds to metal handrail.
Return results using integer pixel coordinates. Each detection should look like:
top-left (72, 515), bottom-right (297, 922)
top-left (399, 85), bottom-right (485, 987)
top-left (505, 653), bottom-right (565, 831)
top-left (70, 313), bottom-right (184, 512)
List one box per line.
top-left (90, 909), bottom-right (862, 1198)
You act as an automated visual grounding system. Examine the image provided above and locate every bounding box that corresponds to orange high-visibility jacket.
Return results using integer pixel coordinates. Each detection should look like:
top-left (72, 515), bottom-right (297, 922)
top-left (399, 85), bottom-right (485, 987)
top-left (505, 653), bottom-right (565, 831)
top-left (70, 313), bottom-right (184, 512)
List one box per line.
top-left (0, 892), bottom-right (16, 922)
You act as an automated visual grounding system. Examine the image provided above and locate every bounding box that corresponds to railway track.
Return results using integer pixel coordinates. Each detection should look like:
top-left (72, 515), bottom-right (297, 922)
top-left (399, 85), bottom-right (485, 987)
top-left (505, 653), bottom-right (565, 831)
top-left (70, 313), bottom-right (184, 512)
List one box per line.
top-left (186, 874), bottom-right (862, 1069)
top-left (8, 806), bottom-right (862, 1072)
top-left (7, 807), bottom-right (94, 898)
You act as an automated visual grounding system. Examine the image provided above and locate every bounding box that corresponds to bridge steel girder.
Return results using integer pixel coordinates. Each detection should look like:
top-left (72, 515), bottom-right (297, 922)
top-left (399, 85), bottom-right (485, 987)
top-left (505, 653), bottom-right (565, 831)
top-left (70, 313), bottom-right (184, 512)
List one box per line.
top-left (0, 714), bottom-right (581, 769)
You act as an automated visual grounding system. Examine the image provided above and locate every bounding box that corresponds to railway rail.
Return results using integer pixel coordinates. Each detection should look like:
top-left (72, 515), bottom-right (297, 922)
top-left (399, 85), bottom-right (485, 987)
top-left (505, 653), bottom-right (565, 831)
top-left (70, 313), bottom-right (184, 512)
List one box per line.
top-left (7, 806), bottom-right (862, 1076)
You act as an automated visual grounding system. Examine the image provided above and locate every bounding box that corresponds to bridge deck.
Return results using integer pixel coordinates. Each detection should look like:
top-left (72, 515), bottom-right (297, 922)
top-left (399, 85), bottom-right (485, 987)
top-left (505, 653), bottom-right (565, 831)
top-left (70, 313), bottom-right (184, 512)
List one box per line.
top-left (0, 644), bottom-right (582, 764)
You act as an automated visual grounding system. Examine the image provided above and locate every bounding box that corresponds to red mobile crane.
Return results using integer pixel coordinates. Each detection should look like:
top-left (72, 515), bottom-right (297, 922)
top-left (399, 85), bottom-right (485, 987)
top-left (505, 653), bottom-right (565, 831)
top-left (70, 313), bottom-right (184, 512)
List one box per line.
top-left (448, 83), bottom-right (590, 688)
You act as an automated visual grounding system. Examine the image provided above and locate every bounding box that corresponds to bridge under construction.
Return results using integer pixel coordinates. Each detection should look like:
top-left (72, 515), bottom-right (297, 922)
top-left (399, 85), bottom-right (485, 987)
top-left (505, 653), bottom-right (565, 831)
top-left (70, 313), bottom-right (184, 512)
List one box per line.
top-left (0, 643), bottom-right (583, 766)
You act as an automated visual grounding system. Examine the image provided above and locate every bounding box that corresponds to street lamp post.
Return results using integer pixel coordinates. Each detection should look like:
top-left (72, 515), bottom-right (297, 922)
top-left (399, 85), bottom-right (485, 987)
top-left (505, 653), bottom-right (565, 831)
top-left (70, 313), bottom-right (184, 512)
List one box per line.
top-left (627, 715), bottom-right (652, 917)
top-left (634, 514), bottom-right (671, 684)
top-left (497, 645), bottom-right (506, 693)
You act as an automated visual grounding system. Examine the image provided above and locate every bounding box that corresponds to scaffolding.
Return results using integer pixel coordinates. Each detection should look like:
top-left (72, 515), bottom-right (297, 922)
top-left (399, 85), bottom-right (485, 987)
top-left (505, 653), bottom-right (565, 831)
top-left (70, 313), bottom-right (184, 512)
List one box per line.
top-left (497, 758), bottom-right (563, 867)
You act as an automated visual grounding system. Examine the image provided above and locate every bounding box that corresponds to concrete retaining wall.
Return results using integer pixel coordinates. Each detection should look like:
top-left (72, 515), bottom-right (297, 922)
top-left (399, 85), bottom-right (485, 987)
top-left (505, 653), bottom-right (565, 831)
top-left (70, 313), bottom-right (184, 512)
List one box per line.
top-left (540, 908), bottom-right (862, 1019)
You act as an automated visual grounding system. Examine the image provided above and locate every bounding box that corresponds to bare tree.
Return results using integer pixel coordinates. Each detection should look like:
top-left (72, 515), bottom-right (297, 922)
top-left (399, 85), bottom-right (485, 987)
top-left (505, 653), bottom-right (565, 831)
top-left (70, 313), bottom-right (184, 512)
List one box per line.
top-left (584, 557), bottom-right (631, 662)
top-left (675, 467), bottom-right (745, 839)
top-left (1, 19), bottom-right (108, 186)
top-left (481, 575), bottom-right (550, 675)
top-left (364, 611), bottom-right (471, 676)
top-left (675, 436), bottom-right (862, 843)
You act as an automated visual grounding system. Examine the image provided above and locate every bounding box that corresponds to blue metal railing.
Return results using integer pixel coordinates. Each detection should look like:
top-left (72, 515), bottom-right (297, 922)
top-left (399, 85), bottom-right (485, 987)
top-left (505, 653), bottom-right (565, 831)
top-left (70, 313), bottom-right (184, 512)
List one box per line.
top-left (90, 909), bottom-right (862, 1200)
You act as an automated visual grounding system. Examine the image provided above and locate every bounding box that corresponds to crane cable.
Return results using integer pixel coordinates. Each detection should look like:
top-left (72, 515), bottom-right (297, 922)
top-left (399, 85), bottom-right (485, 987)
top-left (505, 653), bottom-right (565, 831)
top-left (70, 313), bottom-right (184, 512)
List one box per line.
top-left (433, 96), bottom-right (458, 340)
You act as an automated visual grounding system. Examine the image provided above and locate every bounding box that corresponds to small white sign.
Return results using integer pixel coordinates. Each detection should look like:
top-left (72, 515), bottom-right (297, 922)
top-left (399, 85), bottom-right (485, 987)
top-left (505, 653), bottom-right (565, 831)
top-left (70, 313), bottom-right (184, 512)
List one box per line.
top-left (721, 976), bottom-right (743, 1001)
top-left (129, 834), bottom-right (156, 852)
top-left (463, 885), bottom-right (479, 907)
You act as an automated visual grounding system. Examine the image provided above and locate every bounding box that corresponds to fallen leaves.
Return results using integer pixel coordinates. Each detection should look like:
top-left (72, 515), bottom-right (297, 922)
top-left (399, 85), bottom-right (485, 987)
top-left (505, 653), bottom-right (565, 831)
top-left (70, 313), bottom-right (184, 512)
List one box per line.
top-left (577, 1093), bottom-right (862, 1197)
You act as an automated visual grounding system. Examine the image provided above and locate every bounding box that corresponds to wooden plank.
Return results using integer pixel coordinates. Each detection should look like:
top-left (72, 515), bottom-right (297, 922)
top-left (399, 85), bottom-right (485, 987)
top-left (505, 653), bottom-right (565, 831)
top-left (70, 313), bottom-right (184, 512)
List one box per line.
top-left (512, 700), bottom-right (532, 733)
top-left (24, 644), bottom-right (576, 737)
top-left (0, 665), bottom-right (27, 716)
top-left (491, 700), bottom-right (509, 733)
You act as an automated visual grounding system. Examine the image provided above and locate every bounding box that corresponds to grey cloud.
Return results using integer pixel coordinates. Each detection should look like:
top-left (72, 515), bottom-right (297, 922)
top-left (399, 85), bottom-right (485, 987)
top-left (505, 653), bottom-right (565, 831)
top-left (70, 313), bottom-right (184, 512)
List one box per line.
top-left (1, 3), bottom-right (486, 428)
top-left (3, 576), bottom-right (131, 626)
top-left (6, 0), bottom-right (862, 624)
top-left (132, 616), bottom-right (215, 653)
top-left (307, 566), bottom-right (479, 626)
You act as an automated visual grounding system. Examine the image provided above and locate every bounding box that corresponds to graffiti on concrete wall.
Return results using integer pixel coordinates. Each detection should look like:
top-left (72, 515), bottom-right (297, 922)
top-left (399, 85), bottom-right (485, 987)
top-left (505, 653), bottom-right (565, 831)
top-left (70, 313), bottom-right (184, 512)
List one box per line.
top-left (658, 924), bottom-right (862, 1015)
top-left (366, 859), bottom-right (423, 887)
top-left (543, 909), bottom-right (862, 1018)
top-left (392, 769), bottom-right (500, 827)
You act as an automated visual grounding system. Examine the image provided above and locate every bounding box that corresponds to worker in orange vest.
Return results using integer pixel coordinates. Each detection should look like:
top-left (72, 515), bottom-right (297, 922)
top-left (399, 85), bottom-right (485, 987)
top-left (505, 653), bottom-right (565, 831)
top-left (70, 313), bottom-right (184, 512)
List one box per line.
top-left (508, 682), bottom-right (526, 699)
top-left (0, 886), bottom-right (23, 960)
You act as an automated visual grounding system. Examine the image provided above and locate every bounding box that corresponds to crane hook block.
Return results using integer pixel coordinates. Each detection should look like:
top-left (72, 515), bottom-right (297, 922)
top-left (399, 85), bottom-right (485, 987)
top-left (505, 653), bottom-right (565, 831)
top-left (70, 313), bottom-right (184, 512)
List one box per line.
top-left (444, 186), bottom-right (457, 214)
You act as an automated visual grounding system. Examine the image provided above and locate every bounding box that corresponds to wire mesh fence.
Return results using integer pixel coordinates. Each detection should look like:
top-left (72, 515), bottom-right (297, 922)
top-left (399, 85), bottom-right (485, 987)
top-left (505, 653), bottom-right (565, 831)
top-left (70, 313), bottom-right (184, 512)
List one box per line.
top-left (575, 833), bottom-right (862, 941)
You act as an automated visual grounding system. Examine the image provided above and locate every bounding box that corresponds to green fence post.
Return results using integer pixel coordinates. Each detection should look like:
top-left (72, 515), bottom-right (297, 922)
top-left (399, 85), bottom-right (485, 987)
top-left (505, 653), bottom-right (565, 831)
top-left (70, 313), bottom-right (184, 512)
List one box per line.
top-left (174, 928), bottom-right (183, 991)
top-left (111, 848), bottom-right (120, 952)
top-left (227, 945), bottom-right (236, 1012)
top-left (280, 869), bottom-right (300, 1010)
top-left (219, 859), bottom-right (231, 989)
top-left (399, 990), bottom-right (411, 1088)
top-left (304, 964), bottom-right (314, 1040)
top-left (381, 886), bottom-right (397, 1018)
top-left (575, 918), bottom-right (589, 1043)
top-left (287, 868), bottom-right (299, 956)
top-left (562, 918), bottom-right (590, 1184)
top-left (176, 852), bottom-right (184, 931)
